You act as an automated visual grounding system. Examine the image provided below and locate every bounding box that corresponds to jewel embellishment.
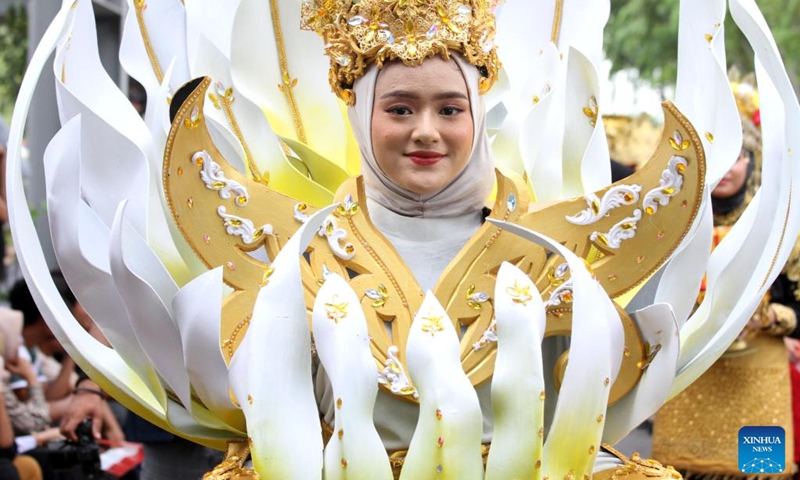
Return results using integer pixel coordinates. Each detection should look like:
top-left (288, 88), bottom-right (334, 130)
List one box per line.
top-left (335, 194), bottom-right (360, 217)
top-left (377, 345), bottom-right (418, 398)
top-left (217, 206), bottom-right (273, 245)
top-left (260, 266), bottom-right (275, 287)
top-left (669, 130), bottom-right (690, 151)
top-left (466, 284), bottom-right (490, 310)
top-left (472, 320), bottom-right (497, 351)
top-left (582, 96), bottom-right (599, 127)
top-left (591, 209), bottom-right (643, 250)
top-left (507, 192), bottom-right (517, 212)
top-left (547, 263), bottom-right (569, 287)
top-left (365, 284), bottom-right (389, 308)
top-left (184, 105), bottom-right (201, 129)
top-left (566, 184), bottom-right (642, 225)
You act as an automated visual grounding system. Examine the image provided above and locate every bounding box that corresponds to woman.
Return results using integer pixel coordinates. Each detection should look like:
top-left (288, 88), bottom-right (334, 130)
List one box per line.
top-left (316, 54), bottom-right (495, 451)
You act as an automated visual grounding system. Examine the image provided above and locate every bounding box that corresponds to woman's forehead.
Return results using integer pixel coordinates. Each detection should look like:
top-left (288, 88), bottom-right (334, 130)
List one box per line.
top-left (375, 57), bottom-right (468, 95)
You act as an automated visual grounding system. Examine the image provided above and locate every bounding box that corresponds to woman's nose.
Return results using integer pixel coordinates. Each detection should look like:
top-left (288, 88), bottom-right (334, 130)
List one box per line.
top-left (412, 112), bottom-right (440, 144)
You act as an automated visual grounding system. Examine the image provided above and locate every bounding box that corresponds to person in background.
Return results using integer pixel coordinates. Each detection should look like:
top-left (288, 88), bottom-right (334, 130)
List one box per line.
top-left (7, 272), bottom-right (124, 441)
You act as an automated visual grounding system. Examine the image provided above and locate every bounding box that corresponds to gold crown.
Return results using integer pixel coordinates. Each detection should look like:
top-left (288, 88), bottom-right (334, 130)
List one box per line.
top-left (301, 0), bottom-right (502, 105)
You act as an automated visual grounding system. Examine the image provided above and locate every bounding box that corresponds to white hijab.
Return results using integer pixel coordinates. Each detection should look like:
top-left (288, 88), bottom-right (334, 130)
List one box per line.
top-left (347, 54), bottom-right (495, 218)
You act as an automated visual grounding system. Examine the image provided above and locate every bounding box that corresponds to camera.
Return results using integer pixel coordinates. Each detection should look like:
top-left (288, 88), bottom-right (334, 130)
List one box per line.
top-left (46, 419), bottom-right (106, 479)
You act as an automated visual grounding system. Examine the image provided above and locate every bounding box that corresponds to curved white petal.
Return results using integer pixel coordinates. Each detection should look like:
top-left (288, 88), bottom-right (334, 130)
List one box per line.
top-left (674, 0), bottom-right (800, 393)
top-left (487, 220), bottom-right (623, 477)
top-left (231, 0), bottom-right (349, 169)
top-left (563, 46), bottom-right (610, 196)
top-left (674, 0), bottom-right (741, 188)
top-left (401, 292), bottom-right (483, 480)
top-left (6, 0), bottom-right (184, 444)
top-left (228, 205), bottom-right (335, 478)
top-left (602, 303), bottom-right (679, 445)
top-left (312, 274), bottom-right (392, 479)
top-left (44, 115), bottom-right (164, 402)
top-left (119, 0), bottom-right (190, 93)
top-left (486, 262), bottom-right (546, 480)
top-left (55, 0), bottom-right (150, 235)
top-left (653, 195), bottom-right (713, 329)
top-left (173, 267), bottom-right (246, 434)
top-left (493, 44), bottom-right (560, 184)
top-left (108, 201), bottom-right (192, 412)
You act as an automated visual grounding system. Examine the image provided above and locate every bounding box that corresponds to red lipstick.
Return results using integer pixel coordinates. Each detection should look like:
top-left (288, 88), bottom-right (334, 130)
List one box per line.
top-left (407, 151), bottom-right (444, 166)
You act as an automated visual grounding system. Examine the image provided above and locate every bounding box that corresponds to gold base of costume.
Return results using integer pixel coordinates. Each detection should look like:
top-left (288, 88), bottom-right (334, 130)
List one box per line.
top-left (652, 334), bottom-right (795, 478)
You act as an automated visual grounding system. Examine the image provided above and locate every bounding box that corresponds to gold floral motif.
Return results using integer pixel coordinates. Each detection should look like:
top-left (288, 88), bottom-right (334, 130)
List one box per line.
top-left (421, 313), bottom-right (445, 336)
top-left (325, 296), bottom-right (349, 323)
top-left (506, 280), bottom-right (532, 305)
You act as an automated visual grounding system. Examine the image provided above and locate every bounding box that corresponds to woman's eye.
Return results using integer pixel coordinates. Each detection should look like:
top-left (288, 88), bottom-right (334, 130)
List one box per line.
top-left (440, 106), bottom-right (463, 116)
top-left (387, 106), bottom-right (412, 115)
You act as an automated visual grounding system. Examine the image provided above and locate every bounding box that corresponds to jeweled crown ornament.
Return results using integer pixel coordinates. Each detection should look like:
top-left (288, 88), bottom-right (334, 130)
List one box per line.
top-left (301, 0), bottom-right (502, 105)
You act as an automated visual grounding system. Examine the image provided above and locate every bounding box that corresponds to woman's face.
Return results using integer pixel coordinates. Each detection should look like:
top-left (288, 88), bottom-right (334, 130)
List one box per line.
top-left (371, 57), bottom-right (474, 197)
top-left (712, 149), bottom-right (750, 199)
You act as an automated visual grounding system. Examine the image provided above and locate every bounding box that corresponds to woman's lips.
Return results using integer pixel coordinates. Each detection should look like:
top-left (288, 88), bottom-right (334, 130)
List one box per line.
top-left (407, 151), bottom-right (444, 166)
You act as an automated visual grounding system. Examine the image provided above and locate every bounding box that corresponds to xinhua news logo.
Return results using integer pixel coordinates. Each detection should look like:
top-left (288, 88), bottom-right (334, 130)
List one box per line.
top-left (738, 426), bottom-right (786, 474)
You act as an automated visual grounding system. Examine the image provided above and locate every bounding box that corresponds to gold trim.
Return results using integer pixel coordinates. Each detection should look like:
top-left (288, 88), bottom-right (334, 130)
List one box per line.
top-left (551, 0), bottom-right (565, 45)
top-left (268, 0), bottom-right (308, 144)
top-left (761, 184), bottom-right (792, 289)
top-left (214, 88), bottom-right (269, 186)
top-left (134, 0), bottom-right (164, 85)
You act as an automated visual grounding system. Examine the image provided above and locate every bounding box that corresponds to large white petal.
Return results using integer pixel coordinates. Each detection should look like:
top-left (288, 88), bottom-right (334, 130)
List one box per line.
top-left (602, 303), bottom-right (679, 445)
top-left (173, 267), bottom-right (246, 434)
top-left (44, 115), bottom-right (163, 403)
top-left (485, 262), bottom-right (546, 480)
top-left (312, 274), bottom-right (392, 479)
top-left (228, 206), bottom-right (334, 478)
top-left (674, 0), bottom-right (800, 393)
top-left (487, 220), bottom-right (623, 477)
top-left (401, 293), bottom-right (484, 480)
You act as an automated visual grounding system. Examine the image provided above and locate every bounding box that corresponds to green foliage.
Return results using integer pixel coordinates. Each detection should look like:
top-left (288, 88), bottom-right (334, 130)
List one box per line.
top-left (605, 0), bottom-right (800, 90)
top-left (0, 3), bottom-right (28, 119)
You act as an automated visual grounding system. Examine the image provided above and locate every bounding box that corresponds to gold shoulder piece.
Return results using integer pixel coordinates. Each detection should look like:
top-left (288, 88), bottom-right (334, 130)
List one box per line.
top-left (163, 76), bottom-right (312, 362)
top-left (594, 445), bottom-right (682, 480)
top-left (519, 101), bottom-right (706, 299)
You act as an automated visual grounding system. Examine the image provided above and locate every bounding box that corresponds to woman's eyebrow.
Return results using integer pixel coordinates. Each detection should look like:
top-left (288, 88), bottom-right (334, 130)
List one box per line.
top-left (379, 90), bottom-right (468, 101)
top-left (379, 90), bottom-right (419, 100)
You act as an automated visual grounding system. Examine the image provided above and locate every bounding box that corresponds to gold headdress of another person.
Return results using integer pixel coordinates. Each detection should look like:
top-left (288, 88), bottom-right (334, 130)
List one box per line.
top-left (729, 68), bottom-right (761, 154)
top-left (300, 0), bottom-right (502, 104)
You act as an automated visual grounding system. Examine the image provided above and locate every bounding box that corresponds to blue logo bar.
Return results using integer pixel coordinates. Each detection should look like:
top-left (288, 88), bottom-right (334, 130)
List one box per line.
top-left (738, 426), bottom-right (786, 474)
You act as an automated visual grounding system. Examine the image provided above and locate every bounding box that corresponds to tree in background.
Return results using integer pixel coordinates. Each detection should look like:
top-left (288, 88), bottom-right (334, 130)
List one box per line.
top-left (605, 0), bottom-right (800, 93)
top-left (0, 4), bottom-right (28, 119)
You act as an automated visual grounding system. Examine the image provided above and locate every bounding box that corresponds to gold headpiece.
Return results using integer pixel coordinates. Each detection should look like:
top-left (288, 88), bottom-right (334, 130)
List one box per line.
top-left (729, 68), bottom-right (761, 154)
top-left (300, 0), bottom-right (502, 105)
